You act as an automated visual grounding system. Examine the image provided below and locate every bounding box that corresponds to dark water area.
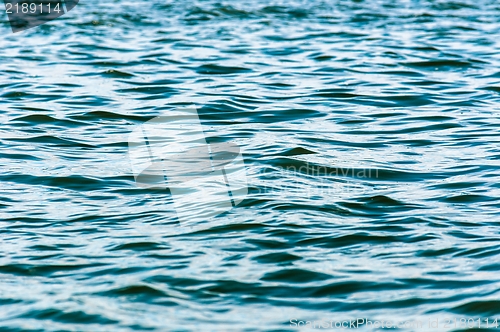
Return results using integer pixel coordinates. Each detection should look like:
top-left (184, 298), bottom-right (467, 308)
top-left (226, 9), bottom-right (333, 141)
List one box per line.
top-left (1, 0), bottom-right (500, 330)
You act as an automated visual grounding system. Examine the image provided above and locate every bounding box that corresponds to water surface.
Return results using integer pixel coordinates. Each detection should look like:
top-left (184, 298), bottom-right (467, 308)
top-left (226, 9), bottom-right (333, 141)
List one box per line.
top-left (1, 0), bottom-right (500, 331)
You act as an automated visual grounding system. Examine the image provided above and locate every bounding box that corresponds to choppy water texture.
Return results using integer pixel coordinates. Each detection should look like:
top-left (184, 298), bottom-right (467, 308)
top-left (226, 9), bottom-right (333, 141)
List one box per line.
top-left (1, 0), bottom-right (500, 331)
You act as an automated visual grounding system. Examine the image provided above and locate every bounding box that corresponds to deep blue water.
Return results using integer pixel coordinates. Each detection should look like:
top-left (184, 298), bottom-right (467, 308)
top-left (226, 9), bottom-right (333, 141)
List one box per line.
top-left (1, 0), bottom-right (500, 331)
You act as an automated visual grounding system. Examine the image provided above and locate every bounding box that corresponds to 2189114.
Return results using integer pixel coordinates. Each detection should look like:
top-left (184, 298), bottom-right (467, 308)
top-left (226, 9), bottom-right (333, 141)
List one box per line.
top-left (443, 318), bottom-right (500, 329)
top-left (5, 2), bottom-right (63, 14)
top-left (4, 0), bottom-right (78, 32)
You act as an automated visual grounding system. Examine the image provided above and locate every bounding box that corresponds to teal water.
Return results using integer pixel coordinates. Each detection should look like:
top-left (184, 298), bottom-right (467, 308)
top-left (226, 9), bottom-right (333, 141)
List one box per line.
top-left (1, 0), bottom-right (500, 331)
